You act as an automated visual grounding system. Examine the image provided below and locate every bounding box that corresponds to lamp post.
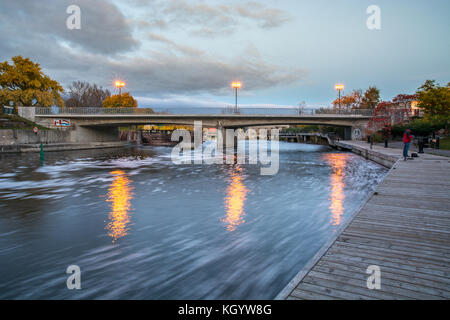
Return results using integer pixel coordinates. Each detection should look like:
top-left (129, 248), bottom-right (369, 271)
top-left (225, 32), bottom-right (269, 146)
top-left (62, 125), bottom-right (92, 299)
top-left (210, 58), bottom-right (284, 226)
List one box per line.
top-left (231, 81), bottom-right (241, 114)
top-left (115, 80), bottom-right (125, 107)
top-left (115, 80), bottom-right (125, 95)
top-left (335, 84), bottom-right (344, 114)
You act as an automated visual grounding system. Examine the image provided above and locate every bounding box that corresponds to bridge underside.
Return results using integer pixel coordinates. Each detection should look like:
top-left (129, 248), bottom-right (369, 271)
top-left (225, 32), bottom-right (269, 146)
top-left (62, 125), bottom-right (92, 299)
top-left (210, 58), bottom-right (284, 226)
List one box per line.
top-left (35, 115), bottom-right (370, 142)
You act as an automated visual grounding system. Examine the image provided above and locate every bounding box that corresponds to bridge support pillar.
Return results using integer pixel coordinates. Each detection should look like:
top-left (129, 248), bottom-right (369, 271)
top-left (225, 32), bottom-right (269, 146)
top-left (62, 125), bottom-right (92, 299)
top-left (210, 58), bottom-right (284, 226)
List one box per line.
top-left (216, 126), bottom-right (239, 152)
top-left (350, 125), bottom-right (366, 140)
top-left (343, 127), bottom-right (352, 140)
top-left (70, 125), bottom-right (120, 143)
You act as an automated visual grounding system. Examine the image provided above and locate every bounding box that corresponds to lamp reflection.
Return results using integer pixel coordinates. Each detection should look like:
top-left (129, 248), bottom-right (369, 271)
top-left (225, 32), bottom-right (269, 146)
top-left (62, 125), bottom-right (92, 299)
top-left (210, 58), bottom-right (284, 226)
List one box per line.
top-left (323, 154), bottom-right (348, 226)
top-left (106, 170), bottom-right (134, 242)
top-left (222, 165), bottom-right (249, 232)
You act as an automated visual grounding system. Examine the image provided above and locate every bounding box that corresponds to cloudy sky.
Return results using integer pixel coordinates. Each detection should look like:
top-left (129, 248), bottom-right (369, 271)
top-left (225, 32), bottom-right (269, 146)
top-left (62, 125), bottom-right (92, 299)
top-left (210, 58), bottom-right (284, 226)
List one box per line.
top-left (0, 0), bottom-right (449, 108)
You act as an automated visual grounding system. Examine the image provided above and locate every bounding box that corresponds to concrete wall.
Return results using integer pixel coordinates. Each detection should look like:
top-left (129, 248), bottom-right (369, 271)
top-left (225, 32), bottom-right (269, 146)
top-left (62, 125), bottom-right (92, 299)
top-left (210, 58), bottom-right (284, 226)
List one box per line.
top-left (0, 129), bottom-right (71, 145)
top-left (1, 126), bottom-right (120, 146)
top-left (335, 141), bottom-right (398, 168)
top-left (69, 125), bottom-right (119, 143)
top-left (17, 106), bottom-right (35, 122)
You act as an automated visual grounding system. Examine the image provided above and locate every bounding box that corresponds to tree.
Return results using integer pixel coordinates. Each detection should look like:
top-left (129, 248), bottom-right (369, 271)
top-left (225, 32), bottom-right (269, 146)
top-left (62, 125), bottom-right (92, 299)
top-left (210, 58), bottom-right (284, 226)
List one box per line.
top-left (0, 56), bottom-right (64, 107)
top-left (332, 89), bottom-right (363, 110)
top-left (65, 81), bottom-right (111, 108)
top-left (102, 92), bottom-right (138, 108)
top-left (367, 101), bottom-right (393, 134)
top-left (416, 80), bottom-right (450, 125)
top-left (361, 86), bottom-right (380, 109)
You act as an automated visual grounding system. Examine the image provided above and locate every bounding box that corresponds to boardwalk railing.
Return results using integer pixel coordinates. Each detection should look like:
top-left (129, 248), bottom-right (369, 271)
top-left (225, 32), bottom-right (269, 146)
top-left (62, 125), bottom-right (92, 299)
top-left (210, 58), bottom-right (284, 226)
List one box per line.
top-left (35, 107), bottom-right (375, 116)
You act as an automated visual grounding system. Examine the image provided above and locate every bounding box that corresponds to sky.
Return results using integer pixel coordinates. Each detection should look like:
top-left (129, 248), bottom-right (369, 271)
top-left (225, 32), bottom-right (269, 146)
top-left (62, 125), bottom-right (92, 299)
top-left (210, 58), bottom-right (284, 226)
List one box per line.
top-left (0, 0), bottom-right (449, 109)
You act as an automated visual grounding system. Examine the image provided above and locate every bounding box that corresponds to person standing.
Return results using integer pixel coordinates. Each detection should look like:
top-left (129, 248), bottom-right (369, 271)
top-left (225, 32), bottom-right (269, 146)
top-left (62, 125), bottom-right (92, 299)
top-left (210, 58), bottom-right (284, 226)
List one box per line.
top-left (403, 129), bottom-right (413, 160)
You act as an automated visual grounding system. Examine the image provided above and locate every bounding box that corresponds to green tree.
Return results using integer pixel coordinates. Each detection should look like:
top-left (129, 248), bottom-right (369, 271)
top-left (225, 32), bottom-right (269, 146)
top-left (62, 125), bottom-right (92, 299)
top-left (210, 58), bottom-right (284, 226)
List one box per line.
top-left (416, 80), bottom-right (450, 125)
top-left (102, 92), bottom-right (138, 108)
top-left (361, 86), bottom-right (380, 109)
top-left (0, 56), bottom-right (64, 107)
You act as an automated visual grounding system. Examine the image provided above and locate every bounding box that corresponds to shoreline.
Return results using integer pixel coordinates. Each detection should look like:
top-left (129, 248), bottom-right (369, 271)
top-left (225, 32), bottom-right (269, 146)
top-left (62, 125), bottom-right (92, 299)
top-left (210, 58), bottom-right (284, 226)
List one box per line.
top-left (276, 141), bottom-right (450, 300)
top-left (0, 141), bottom-right (131, 153)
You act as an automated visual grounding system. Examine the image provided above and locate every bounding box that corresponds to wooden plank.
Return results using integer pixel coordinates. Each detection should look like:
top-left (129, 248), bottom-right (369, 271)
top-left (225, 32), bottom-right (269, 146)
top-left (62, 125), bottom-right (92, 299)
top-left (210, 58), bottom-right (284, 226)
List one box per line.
top-left (343, 225), bottom-right (450, 245)
top-left (320, 255), bottom-right (450, 287)
top-left (290, 288), bottom-right (336, 300)
top-left (338, 235), bottom-right (450, 259)
top-left (307, 270), bottom-right (445, 300)
top-left (317, 259), bottom-right (450, 293)
top-left (333, 240), bottom-right (450, 264)
top-left (292, 283), bottom-right (370, 300)
top-left (342, 230), bottom-right (450, 251)
top-left (325, 248), bottom-right (450, 275)
top-left (301, 274), bottom-right (406, 300)
top-left (347, 221), bottom-right (450, 240)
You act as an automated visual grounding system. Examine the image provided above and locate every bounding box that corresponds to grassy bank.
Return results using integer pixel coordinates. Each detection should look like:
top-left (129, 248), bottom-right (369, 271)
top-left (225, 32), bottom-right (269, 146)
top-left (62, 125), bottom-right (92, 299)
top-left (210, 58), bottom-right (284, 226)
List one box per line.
top-left (439, 137), bottom-right (450, 150)
top-left (0, 114), bottom-right (50, 130)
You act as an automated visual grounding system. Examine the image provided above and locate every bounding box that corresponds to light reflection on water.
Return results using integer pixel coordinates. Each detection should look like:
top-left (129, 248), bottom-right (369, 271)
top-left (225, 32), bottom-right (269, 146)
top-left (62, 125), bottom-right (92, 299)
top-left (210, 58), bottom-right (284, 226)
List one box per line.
top-left (222, 165), bottom-right (249, 232)
top-left (0, 143), bottom-right (387, 299)
top-left (105, 170), bottom-right (134, 242)
top-left (323, 153), bottom-right (349, 226)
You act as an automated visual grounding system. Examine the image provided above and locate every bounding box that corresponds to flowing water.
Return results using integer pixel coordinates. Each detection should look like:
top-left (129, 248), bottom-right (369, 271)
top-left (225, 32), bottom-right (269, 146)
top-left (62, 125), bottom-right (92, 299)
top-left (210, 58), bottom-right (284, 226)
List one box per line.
top-left (0, 142), bottom-right (387, 299)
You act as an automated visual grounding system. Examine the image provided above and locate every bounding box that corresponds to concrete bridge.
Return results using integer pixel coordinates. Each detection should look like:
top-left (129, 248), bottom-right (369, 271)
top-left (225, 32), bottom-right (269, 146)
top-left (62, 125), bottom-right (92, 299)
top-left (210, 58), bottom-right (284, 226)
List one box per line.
top-left (19, 107), bottom-right (372, 143)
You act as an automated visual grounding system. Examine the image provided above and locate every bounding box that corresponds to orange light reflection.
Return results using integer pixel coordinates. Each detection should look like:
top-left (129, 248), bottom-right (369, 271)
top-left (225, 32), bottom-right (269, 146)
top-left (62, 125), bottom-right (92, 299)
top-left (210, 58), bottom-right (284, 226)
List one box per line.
top-left (105, 170), bottom-right (134, 242)
top-left (323, 154), bottom-right (348, 226)
top-left (222, 166), bottom-right (249, 232)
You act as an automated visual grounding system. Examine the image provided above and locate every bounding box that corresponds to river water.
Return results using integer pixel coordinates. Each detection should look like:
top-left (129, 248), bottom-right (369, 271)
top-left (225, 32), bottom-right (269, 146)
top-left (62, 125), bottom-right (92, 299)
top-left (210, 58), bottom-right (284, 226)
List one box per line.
top-left (0, 142), bottom-right (387, 299)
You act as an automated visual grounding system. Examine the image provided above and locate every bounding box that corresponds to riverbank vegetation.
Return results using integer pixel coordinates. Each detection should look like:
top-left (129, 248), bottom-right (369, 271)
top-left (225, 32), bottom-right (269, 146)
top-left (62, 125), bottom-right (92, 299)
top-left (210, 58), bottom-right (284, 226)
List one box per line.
top-left (65, 81), bottom-right (111, 108)
top-left (1, 56), bottom-right (140, 112)
top-left (103, 92), bottom-right (138, 108)
top-left (0, 113), bottom-right (50, 130)
top-left (0, 56), bottom-right (64, 107)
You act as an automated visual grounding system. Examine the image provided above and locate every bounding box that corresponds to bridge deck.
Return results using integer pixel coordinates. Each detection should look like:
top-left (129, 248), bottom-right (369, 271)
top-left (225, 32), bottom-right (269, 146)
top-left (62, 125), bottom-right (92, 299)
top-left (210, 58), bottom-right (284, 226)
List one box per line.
top-left (277, 141), bottom-right (450, 300)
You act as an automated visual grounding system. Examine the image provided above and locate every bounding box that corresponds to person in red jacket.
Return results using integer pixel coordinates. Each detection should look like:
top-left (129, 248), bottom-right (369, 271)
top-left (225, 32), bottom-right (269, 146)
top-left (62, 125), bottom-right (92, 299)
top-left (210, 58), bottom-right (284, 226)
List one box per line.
top-left (403, 129), bottom-right (413, 160)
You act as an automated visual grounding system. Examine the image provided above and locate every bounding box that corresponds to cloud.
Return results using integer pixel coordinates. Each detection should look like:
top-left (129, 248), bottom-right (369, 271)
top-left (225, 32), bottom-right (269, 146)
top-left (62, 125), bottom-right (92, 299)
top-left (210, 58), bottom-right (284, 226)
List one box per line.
top-left (147, 33), bottom-right (205, 56)
top-left (235, 2), bottom-right (290, 28)
top-left (131, 0), bottom-right (291, 37)
top-left (0, 0), bottom-right (303, 100)
top-left (0, 0), bottom-right (139, 55)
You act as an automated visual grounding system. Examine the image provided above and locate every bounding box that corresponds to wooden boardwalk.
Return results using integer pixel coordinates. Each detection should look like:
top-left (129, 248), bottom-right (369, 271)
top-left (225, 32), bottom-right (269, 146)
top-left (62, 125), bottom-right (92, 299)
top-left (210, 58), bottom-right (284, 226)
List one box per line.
top-left (277, 141), bottom-right (450, 300)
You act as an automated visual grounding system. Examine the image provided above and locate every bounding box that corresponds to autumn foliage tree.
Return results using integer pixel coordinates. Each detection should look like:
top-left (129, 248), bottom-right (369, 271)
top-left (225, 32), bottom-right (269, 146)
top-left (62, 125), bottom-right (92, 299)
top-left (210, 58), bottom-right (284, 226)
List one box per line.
top-left (367, 101), bottom-right (393, 134)
top-left (332, 87), bottom-right (380, 110)
top-left (360, 86), bottom-right (381, 109)
top-left (0, 56), bottom-right (64, 107)
top-left (332, 89), bottom-right (363, 110)
top-left (102, 92), bottom-right (138, 108)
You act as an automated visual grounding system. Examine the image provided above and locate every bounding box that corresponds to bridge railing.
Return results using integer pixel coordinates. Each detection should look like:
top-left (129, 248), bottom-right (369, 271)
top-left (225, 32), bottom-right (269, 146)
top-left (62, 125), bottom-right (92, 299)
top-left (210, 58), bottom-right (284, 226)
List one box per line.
top-left (35, 106), bottom-right (375, 116)
top-left (35, 107), bottom-right (156, 115)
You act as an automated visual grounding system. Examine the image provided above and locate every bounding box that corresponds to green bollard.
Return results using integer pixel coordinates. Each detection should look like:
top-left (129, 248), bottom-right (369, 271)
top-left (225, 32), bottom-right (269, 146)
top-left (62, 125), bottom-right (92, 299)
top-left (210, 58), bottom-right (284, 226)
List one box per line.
top-left (40, 144), bottom-right (44, 165)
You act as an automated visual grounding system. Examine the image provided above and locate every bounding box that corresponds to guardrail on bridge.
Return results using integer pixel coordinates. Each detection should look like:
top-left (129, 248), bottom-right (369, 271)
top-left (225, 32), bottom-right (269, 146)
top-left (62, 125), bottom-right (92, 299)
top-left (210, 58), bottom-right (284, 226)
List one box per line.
top-left (35, 107), bottom-right (375, 116)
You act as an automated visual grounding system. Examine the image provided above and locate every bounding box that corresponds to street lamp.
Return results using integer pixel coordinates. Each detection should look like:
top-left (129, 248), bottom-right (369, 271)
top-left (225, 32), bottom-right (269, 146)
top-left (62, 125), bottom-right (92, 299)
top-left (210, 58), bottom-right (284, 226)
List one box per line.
top-left (231, 81), bottom-right (241, 114)
top-left (115, 80), bottom-right (125, 95)
top-left (115, 80), bottom-right (126, 108)
top-left (335, 84), bottom-right (344, 114)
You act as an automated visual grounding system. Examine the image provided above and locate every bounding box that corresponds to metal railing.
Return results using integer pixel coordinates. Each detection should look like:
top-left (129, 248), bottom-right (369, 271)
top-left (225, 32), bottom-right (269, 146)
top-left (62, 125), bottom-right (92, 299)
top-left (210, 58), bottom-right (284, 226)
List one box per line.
top-left (35, 106), bottom-right (375, 116)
